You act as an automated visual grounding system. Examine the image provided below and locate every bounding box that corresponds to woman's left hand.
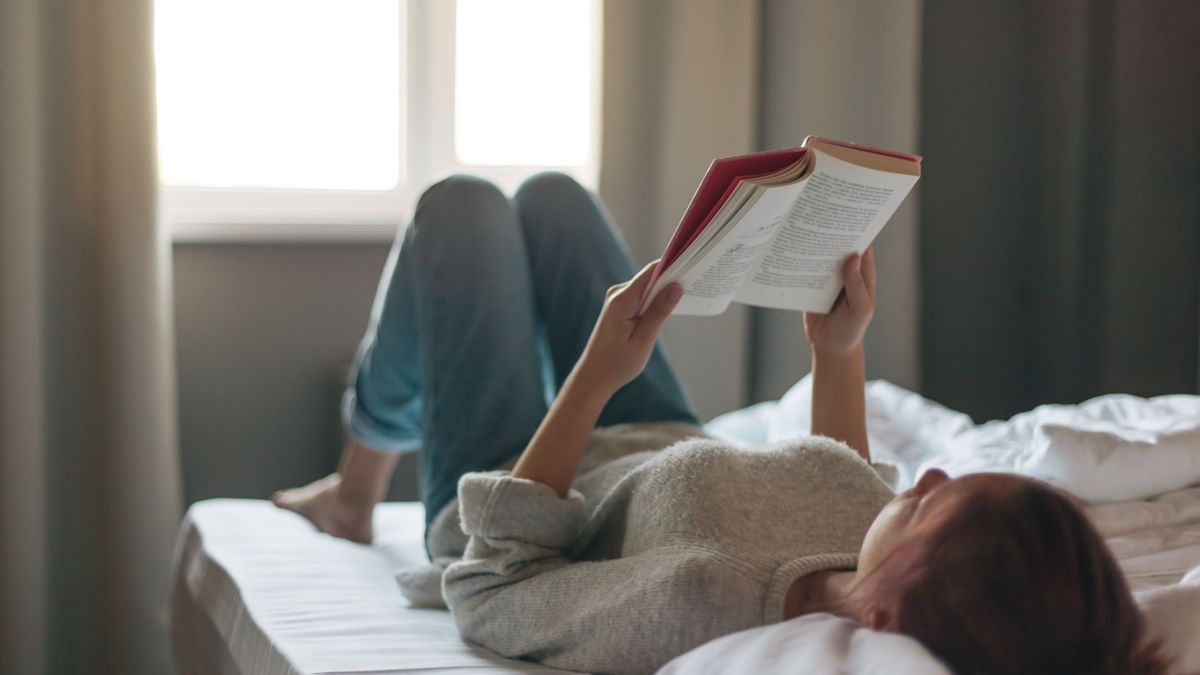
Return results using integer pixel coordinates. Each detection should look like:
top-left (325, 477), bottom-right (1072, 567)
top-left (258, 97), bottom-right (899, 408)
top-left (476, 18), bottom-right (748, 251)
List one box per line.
top-left (804, 247), bottom-right (877, 356)
top-left (575, 261), bottom-right (683, 396)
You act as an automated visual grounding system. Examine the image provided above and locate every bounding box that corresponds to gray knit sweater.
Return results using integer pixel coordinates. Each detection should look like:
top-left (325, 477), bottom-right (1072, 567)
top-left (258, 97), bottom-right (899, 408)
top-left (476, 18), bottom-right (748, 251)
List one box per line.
top-left (397, 423), bottom-right (896, 675)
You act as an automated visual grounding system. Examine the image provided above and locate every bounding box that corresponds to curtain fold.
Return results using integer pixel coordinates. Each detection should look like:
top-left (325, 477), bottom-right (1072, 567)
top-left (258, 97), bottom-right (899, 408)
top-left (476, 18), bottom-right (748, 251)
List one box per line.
top-left (0, 1), bottom-right (182, 673)
top-left (599, 0), bottom-right (760, 419)
top-left (753, 0), bottom-right (923, 401)
top-left (920, 0), bottom-right (1200, 420)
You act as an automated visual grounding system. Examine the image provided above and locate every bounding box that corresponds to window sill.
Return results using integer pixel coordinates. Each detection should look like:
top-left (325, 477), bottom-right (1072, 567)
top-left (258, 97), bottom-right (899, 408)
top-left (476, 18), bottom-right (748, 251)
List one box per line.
top-left (170, 222), bottom-right (401, 245)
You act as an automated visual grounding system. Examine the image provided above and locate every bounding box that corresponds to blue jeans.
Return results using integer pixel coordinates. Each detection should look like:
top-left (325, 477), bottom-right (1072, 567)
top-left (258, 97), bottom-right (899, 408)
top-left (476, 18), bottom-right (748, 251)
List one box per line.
top-left (343, 172), bottom-right (698, 525)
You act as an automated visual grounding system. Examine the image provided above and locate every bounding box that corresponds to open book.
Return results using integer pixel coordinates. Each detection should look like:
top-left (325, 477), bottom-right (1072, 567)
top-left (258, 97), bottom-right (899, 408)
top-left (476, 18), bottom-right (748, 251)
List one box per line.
top-left (636, 136), bottom-right (921, 316)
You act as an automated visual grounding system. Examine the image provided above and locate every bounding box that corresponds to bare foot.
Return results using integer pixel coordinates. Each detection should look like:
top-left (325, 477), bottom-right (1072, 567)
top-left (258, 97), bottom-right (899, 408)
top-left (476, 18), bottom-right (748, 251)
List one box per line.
top-left (272, 473), bottom-right (374, 544)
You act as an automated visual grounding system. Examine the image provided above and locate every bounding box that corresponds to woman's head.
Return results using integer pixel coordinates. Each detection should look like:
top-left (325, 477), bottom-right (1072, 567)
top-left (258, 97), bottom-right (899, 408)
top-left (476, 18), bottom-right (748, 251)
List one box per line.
top-left (843, 470), bottom-right (1170, 675)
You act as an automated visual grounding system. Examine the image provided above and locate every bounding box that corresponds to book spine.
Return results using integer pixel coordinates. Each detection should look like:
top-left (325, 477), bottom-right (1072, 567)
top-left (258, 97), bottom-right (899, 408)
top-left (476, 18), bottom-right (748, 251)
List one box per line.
top-left (805, 135), bottom-right (923, 163)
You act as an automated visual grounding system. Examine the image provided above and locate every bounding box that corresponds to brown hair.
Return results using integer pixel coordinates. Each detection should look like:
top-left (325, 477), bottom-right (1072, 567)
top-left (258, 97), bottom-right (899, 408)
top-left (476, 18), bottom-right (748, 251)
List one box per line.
top-left (839, 474), bottom-right (1171, 675)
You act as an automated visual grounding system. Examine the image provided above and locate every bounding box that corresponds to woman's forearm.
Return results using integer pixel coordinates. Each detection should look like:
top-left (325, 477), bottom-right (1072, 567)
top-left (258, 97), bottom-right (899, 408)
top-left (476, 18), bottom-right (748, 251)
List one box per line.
top-left (511, 261), bottom-right (680, 498)
top-left (810, 344), bottom-right (870, 462)
top-left (511, 368), bottom-right (612, 498)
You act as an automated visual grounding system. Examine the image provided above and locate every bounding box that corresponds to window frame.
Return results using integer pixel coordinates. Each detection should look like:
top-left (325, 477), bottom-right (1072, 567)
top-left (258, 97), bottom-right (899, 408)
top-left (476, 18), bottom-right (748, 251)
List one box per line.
top-left (163, 0), bottom-right (603, 243)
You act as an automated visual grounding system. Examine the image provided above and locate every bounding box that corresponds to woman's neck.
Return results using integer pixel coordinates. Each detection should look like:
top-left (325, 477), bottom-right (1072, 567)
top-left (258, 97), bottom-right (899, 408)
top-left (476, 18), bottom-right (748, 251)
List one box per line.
top-left (783, 569), bottom-right (858, 620)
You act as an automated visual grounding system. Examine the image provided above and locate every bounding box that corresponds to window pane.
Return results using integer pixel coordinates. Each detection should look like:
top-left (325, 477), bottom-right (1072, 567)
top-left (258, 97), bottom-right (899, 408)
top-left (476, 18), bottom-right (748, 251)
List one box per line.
top-left (454, 0), bottom-right (595, 167)
top-left (155, 0), bottom-right (402, 190)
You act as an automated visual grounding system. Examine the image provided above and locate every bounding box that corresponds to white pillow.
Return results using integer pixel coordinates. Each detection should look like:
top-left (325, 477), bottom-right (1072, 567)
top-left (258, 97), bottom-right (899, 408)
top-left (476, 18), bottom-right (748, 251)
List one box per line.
top-left (1019, 420), bottom-right (1200, 502)
top-left (657, 613), bottom-right (951, 675)
top-left (1136, 568), bottom-right (1200, 675)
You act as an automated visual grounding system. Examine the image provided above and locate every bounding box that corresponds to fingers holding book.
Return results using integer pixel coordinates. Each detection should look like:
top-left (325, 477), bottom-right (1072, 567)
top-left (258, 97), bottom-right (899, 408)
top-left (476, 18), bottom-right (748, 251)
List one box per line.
top-left (842, 246), bottom-right (876, 318)
top-left (576, 260), bottom-right (684, 395)
top-left (804, 247), bottom-right (877, 357)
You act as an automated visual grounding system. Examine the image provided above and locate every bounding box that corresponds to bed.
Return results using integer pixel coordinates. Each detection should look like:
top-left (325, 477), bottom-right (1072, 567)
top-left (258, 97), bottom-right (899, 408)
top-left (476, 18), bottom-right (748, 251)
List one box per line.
top-left (171, 380), bottom-right (1200, 674)
top-left (172, 499), bottom-right (565, 674)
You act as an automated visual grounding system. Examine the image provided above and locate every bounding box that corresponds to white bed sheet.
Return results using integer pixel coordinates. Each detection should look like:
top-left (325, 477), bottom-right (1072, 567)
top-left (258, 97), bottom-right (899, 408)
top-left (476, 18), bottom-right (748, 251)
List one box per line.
top-left (172, 499), bottom-right (567, 675)
top-left (174, 489), bottom-right (1200, 675)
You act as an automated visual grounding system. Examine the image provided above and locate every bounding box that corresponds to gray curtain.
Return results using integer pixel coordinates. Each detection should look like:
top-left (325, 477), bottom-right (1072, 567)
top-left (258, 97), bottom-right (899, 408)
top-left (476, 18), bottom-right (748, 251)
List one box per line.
top-left (0, 1), bottom-right (183, 673)
top-left (920, 0), bottom-right (1200, 421)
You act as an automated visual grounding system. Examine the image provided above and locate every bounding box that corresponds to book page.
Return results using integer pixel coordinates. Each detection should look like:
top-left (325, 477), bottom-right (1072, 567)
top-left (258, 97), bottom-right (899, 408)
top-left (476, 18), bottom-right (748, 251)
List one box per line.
top-left (644, 181), bottom-right (760, 307)
top-left (638, 155), bottom-right (811, 315)
top-left (734, 147), bottom-right (919, 312)
top-left (669, 180), bottom-right (808, 315)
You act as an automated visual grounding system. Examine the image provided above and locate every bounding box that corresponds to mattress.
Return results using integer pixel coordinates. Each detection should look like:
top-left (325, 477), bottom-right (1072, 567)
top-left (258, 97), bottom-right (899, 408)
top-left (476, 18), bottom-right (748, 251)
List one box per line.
top-left (171, 499), bottom-right (567, 674)
top-left (173, 490), bottom-right (1200, 675)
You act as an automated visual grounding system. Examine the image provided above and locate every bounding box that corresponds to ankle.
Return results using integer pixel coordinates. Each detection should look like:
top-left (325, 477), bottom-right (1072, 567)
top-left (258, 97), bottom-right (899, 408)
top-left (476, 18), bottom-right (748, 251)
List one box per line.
top-left (333, 488), bottom-right (379, 515)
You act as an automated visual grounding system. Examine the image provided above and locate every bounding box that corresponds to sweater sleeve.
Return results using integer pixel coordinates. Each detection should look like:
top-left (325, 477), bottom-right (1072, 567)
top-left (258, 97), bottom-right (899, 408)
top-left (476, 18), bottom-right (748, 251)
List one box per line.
top-left (442, 471), bottom-right (747, 675)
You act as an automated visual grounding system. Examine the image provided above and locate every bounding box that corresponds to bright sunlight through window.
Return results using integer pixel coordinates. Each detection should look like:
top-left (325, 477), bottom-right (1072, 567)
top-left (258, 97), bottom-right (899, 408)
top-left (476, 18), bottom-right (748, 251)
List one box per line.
top-left (454, 0), bottom-right (595, 166)
top-left (155, 0), bottom-right (402, 191)
top-left (154, 0), bottom-right (601, 238)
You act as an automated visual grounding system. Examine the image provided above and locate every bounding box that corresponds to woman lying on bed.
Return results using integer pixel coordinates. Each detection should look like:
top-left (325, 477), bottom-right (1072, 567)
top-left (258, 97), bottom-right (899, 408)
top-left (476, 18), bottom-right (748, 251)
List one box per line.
top-left (274, 173), bottom-right (1168, 675)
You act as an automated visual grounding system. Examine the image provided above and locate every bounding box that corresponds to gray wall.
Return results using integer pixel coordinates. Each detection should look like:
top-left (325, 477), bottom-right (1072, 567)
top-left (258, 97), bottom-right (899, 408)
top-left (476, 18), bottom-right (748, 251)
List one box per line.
top-left (174, 242), bottom-right (419, 503)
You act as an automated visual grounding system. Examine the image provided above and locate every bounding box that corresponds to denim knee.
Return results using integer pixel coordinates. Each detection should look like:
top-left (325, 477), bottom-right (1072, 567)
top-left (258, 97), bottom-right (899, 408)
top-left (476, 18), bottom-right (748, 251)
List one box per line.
top-left (513, 171), bottom-right (590, 211)
top-left (513, 171), bottom-right (596, 236)
top-left (514, 171), bottom-right (586, 202)
top-left (412, 174), bottom-right (510, 240)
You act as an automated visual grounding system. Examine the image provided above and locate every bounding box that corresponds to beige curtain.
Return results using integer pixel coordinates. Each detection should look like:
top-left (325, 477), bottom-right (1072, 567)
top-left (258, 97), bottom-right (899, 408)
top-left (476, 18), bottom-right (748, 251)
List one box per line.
top-left (599, 0), bottom-right (760, 419)
top-left (0, 1), bottom-right (182, 674)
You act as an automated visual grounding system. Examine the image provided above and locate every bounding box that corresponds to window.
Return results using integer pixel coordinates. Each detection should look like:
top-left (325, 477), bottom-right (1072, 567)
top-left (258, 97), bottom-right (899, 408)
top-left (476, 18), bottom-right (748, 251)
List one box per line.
top-left (155, 0), bottom-right (602, 241)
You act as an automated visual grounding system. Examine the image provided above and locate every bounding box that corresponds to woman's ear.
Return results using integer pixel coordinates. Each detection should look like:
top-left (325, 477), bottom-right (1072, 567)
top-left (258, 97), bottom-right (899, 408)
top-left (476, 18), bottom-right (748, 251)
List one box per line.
top-left (862, 605), bottom-right (893, 631)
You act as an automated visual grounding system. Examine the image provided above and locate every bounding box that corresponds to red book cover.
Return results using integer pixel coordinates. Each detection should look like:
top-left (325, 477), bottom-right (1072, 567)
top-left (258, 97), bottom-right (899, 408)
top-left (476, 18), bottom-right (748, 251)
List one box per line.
top-left (638, 147), bottom-right (807, 312)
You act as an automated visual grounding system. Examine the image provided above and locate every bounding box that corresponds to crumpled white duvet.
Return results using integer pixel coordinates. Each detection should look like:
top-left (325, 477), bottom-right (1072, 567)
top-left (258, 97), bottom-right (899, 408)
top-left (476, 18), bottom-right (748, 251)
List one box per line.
top-left (681, 378), bottom-right (1200, 675)
top-left (710, 375), bottom-right (1200, 501)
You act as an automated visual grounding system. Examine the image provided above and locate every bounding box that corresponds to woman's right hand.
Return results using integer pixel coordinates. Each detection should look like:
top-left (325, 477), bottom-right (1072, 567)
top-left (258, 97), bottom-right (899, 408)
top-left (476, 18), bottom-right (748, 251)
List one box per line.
top-left (804, 247), bottom-right (877, 356)
top-left (574, 261), bottom-right (683, 396)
